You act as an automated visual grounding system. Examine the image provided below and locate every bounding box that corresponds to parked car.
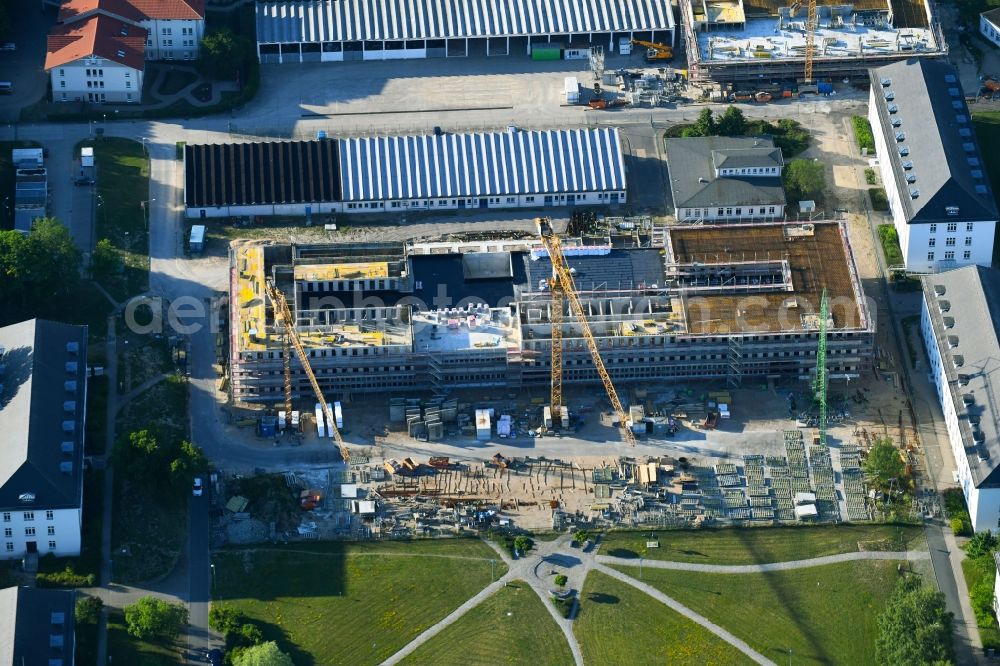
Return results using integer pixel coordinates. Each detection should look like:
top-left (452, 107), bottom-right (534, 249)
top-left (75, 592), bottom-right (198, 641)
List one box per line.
top-left (192, 477), bottom-right (203, 497)
top-left (73, 177), bottom-right (94, 186)
top-left (0, 82), bottom-right (12, 95)
top-left (206, 648), bottom-right (223, 666)
top-left (0, 43), bottom-right (15, 52)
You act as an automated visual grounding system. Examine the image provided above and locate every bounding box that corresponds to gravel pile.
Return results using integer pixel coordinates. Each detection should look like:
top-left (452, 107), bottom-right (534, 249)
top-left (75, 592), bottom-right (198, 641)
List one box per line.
top-left (226, 518), bottom-right (269, 544)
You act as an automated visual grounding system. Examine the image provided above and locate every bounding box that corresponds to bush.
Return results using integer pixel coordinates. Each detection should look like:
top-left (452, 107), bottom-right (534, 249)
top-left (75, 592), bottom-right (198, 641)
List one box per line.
top-left (877, 224), bottom-right (904, 267)
top-left (951, 517), bottom-right (968, 536)
top-left (870, 187), bottom-right (889, 212)
top-left (944, 488), bottom-right (973, 536)
top-left (37, 565), bottom-right (96, 588)
top-left (124, 596), bottom-right (188, 640)
top-left (783, 159), bottom-right (826, 203)
top-left (972, 579), bottom-right (997, 628)
top-left (864, 168), bottom-right (877, 185)
top-left (852, 116), bottom-right (876, 154)
top-left (209, 605), bottom-right (245, 634)
top-left (513, 535), bottom-right (534, 555)
top-left (552, 596), bottom-right (574, 619)
top-left (967, 531), bottom-right (998, 558)
top-left (75, 596), bottom-right (104, 625)
top-left (554, 574), bottom-right (568, 587)
top-left (239, 622), bottom-right (264, 646)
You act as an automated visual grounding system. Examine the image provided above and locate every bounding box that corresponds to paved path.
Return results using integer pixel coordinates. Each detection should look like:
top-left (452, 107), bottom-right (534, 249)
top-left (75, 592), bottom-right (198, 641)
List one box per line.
top-left (595, 564), bottom-right (776, 666)
top-left (597, 550), bottom-right (931, 574)
top-left (117, 372), bottom-right (170, 412)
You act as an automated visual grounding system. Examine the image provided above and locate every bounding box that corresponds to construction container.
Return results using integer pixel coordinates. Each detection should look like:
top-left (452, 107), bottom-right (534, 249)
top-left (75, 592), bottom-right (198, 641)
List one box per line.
top-left (334, 401), bottom-right (344, 429)
top-left (428, 422), bottom-right (444, 441)
top-left (564, 76), bottom-right (580, 103)
top-left (543, 406), bottom-right (553, 429)
top-left (559, 406), bottom-right (569, 428)
top-left (475, 409), bottom-right (491, 440)
top-left (389, 398), bottom-right (406, 423)
top-left (189, 225), bottom-right (205, 253)
top-left (314, 403), bottom-right (326, 438)
top-left (326, 403), bottom-right (335, 438)
top-left (291, 411), bottom-right (300, 431)
top-left (531, 43), bottom-right (562, 61)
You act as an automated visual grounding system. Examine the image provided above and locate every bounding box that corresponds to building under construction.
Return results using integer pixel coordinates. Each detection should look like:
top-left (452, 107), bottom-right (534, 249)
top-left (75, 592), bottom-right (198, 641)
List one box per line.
top-left (228, 222), bottom-right (874, 403)
top-left (680, 0), bottom-right (946, 84)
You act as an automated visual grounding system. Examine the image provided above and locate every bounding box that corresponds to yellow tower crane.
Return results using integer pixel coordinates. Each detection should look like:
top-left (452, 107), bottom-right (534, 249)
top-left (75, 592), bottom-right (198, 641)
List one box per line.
top-left (803, 0), bottom-right (817, 86)
top-left (264, 278), bottom-right (351, 463)
top-left (537, 218), bottom-right (638, 447)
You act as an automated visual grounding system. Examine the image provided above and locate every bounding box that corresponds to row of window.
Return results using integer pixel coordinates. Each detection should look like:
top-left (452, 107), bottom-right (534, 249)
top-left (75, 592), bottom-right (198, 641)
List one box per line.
top-left (160, 27), bottom-right (196, 36)
top-left (929, 223), bottom-right (974, 233)
top-left (687, 206), bottom-right (778, 218)
top-left (927, 251), bottom-right (971, 261)
top-left (5, 541), bottom-right (57, 552)
top-left (4, 526), bottom-right (56, 537)
top-left (717, 167), bottom-right (779, 176)
top-left (153, 39), bottom-right (196, 47)
top-left (345, 192), bottom-right (622, 211)
top-left (928, 237), bottom-right (972, 247)
top-left (3, 511), bottom-right (54, 521)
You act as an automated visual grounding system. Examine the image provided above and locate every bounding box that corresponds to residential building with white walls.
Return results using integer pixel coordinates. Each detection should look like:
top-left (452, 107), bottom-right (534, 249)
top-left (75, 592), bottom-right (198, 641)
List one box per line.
top-left (58, 0), bottom-right (205, 61)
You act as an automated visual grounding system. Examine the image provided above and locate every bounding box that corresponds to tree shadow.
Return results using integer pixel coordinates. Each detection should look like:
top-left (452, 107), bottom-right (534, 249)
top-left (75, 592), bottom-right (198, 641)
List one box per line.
top-left (605, 548), bottom-right (638, 559)
top-left (586, 592), bottom-right (620, 604)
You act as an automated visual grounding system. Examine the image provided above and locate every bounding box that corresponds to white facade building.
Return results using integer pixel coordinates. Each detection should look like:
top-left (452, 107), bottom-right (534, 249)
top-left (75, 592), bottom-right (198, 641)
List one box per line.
top-left (982, 9), bottom-right (1000, 49)
top-left (665, 136), bottom-right (786, 223)
top-left (921, 267), bottom-right (1000, 534)
top-left (45, 14), bottom-right (146, 104)
top-left (869, 59), bottom-right (998, 273)
top-left (0, 320), bottom-right (88, 560)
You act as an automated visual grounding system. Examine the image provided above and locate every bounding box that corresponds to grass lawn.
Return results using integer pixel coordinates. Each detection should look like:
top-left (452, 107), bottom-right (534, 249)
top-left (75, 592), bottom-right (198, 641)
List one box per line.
top-left (77, 138), bottom-right (150, 299)
top-left (158, 68), bottom-right (199, 95)
top-left (212, 539), bottom-right (507, 665)
top-left (972, 112), bottom-right (1000, 264)
top-left (107, 610), bottom-right (183, 665)
top-left (601, 524), bottom-right (923, 564)
top-left (400, 580), bottom-right (573, 666)
top-left (0, 140), bottom-right (42, 230)
top-left (961, 557), bottom-right (1000, 652)
top-left (575, 570), bottom-right (754, 666)
top-left (611, 560), bottom-right (903, 666)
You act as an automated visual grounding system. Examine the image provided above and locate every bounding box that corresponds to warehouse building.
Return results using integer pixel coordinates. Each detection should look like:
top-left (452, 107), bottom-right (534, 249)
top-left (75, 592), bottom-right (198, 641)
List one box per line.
top-left (680, 0), bottom-right (946, 84)
top-left (920, 266), bottom-right (1000, 533)
top-left (868, 59), bottom-right (998, 273)
top-left (256, 0), bottom-right (674, 64)
top-left (228, 221), bottom-right (873, 403)
top-left (185, 128), bottom-right (626, 219)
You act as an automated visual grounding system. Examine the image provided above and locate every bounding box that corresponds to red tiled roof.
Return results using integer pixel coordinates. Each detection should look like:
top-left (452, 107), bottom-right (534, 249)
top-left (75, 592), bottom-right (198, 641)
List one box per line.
top-left (45, 14), bottom-right (147, 71)
top-left (58, 0), bottom-right (204, 24)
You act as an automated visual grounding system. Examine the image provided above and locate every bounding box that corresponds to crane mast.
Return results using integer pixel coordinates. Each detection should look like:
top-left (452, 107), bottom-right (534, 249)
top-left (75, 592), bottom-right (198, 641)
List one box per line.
top-left (814, 288), bottom-right (828, 446)
top-left (550, 278), bottom-right (564, 426)
top-left (537, 218), bottom-right (637, 447)
top-left (264, 278), bottom-right (351, 463)
top-left (804, 0), bottom-right (817, 84)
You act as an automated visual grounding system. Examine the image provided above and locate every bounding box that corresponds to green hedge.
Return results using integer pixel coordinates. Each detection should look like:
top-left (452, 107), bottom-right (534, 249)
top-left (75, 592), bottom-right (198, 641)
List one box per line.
top-left (852, 116), bottom-right (876, 154)
top-left (870, 188), bottom-right (889, 212)
top-left (37, 565), bottom-right (96, 588)
top-left (878, 224), bottom-right (904, 267)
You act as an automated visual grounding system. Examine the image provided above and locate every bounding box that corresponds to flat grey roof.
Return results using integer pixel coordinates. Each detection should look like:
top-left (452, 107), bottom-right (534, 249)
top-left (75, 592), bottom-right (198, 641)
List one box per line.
top-left (922, 266), bottom-right (1000, 488)
top-left (0, 586), bottom-right (76, 666)
top-left (665, 136), bottom-right (786, 210)
top-left (870, 59), bottom-right (999, 225)
top-left (523, 248), bottom-right (665, 293)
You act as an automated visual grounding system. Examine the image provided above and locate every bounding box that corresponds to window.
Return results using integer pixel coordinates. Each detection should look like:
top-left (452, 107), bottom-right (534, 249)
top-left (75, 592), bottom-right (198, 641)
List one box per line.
top-left (946, 237), bottom-right (956, 246)
top-left (3, 513), bottom-right (9, 523)
top-left (60, 81), bottom-right (65, 88)
top-left (3, 528), bottom-right (10, 538)
top-left (968, 223), bottom-right (975, 231)
top-left (98, 69), bottom-right (103, 76)
top-left (928, 238), bottom-right (936, 247)
top-left (4, 543), bottom-right (11, 553)
top-left (945, 251), bottom-right (955, 261)
top-left (717, 208), bottom-right (724, 216)
top-left (23, 512), bottom-right (33, 521)
top-left (45, 511), bottom-right (53, 520)
top-left (59, 68), bottom-right (64, 76)
top-left (48, 541), bottom-right (56, 550)
top-left (125, 72), bottom-right (130, 78)
top-left (769, 206), bottom-right (776, 213)
top-left (162, 28), bottom-right (172, 35)
top-left (164, 39), bottom-right (173, 46)
top-left (24, 527), bottom-right (35, 536)
top-left (947, 223), bottom-right (957, 232)
top-left (99, 80), bottom-right (104, 88)
top-left (964, 251), bottom-right (972, 260)
top-left (965, 237), bottom-right (973, 246)
top-left (928, 252), bottom-right (935, 261)
top-left (47, 526), bottom-right (55, 536)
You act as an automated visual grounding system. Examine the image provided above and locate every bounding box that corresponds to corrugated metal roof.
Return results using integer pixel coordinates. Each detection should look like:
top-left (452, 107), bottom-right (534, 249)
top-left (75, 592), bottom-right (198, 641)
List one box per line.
top-left (256, 0), bottom-right (674, 44)
top-left (338, 128), bottom-right (625, 201)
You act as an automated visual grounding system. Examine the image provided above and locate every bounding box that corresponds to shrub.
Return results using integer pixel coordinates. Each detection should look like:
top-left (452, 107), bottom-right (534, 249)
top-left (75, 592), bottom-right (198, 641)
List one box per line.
top-left (37, 565), bottom-right (96, 588)
top-left (124, 596), bottom-right (188, 640)
top-left (555, 574), bottom-right (568, 587)
top-left (209, 605), bottom-right (245, 634)
top-left (239, 622), bottom-right (264, 646)
top-left (513, 535), bottom-right (534, 555)
top-left (75, 596), bottom-right (104, 625)
top-left (967, 531), bottom-right (998, 558)
top-left (951, 517), bottom-right (968, 536)
top-left (864, 168), bottom-right (877, 185)
top-left (877, 224), bottom-right (903, 266)
top-left (852, 116), bottom-right (876, 154)
top-left (870, 188), bottom-right (890, 212)
top-left (552, 596), bottom-right (574, 619)
top-left (972, 579), bottom-right (997, 628)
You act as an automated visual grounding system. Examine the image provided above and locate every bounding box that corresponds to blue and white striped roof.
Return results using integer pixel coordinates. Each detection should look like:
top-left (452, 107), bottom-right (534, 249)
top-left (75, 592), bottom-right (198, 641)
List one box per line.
top-left (337, 128), bottom-right (626, 202)
top-left (257, 0), bottom-right (673, 44)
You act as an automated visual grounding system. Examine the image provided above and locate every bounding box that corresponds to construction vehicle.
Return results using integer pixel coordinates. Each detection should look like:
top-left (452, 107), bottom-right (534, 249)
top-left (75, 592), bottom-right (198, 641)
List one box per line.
top-left (263, 278), bottom-right (350, 462)
top-left (536, 217), bottom-right (638, 446)
top-left (588, 97), bottom-right (629, 110)
top-left (630, 39), bottom-right (673, 62)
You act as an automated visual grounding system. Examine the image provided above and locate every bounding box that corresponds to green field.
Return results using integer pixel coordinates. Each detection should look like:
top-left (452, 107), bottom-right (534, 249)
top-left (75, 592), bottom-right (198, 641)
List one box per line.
top-left (400, 581), bottom-right (573, 666)
top-left (601, 524), bottom-right (923, 565)
top-left (611, 560), bottom-right (902, 666)
top-left (107, 610), bottom-right (183, 665)
top-left (574, 570), bottom-right (754, 666)
top-left (213, 539), bottom-right (508, 665)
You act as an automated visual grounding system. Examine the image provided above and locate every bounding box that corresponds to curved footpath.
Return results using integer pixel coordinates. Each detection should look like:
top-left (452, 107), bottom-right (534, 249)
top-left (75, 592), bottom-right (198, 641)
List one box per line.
top-left (597, 549), bottom-right (931, 574)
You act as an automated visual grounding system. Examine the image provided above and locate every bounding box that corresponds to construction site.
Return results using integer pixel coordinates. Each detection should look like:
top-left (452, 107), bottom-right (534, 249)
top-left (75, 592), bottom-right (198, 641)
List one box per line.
top-left (680, 0), bottom-right (947, 84)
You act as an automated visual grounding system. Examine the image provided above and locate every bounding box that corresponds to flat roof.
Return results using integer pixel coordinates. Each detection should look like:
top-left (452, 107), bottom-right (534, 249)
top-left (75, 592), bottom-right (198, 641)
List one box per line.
top-left (921, 266), bottom-right (1000, 488)
top-left (256, 0), bottom-right (674, 44)
top-left (523, 248), bottom-right (666, 294)
top-left (666, 223), bottom-right (867, 335)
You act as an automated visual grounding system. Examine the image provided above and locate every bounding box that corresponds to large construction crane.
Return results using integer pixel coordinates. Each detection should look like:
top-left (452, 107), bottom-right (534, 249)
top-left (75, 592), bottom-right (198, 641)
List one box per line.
top-left (537, 218), bottom-right (638, 447)
top-left (813, 289), bottom-right (829, 446)
top-left (550, 278), bottom-right (564, 424)
top-left (803, 0), bottom-right (818, 86)
top-left (264, 278), bottom-right (351, 463)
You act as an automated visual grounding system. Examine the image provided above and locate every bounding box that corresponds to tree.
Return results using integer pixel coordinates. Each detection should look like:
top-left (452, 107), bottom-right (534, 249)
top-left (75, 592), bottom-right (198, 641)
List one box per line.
top-left (554, 574), bottom-right (568, 587)
top-left (239, 622), bottom-right (264, 646)
top-left (75, 596), bottom-right (104, 625)
top-left (864, 438), bottom-right (906, 490)
top-left (692, 108), bottom-right (716, 137)
top-left (200, 28), bottom-right (253, 80)
top-left (233, 641), bottom-right (294, 666)
top-left (123, 596), bottom-right (188, 640)
top-left (971, 580), bottom-right (996, 628)
top-left (783, 159), bottom-right (826, 203)
top-left (573, 529), bottom-right (589, 544)
top-left (717, 106), bottom-right (746, 137)
top-left (0, 219), bottom-right (81, 308)
top-left (209, 604), bottom-right (245, 634)
top-left (91, 238), bottom-right (122, 280)
top-left (876, 578), bottom-right (954, 666)
top-left (169, 440), bottom-right (208, 490)
top-left (966, 531), bottom-right (998, 559)
top-left (513, 535), bottom-right (533, 554)
top-left (111, 429), bottom-right (163, 485)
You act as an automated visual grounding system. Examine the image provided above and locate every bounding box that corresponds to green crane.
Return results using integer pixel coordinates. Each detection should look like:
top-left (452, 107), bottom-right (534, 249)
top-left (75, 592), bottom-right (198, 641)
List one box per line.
top-left (814, 288), bottom-right (829, 446)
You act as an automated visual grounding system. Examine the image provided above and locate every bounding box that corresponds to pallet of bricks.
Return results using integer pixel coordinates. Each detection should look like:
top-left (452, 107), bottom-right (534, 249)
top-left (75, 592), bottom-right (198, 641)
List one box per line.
top-left (840, 444), bottom-right (870, 521)
top-left (743, 454), bottom-right (775, 522)
top-left (808, 445), bottom-right (840, 520)
top-left (715, 462), bottom-right (749, 521)
top-left (692, 466), bottom-right (725, 519)
top-left (767, 454), bottom-right (796, 521)
top-left (784, 430), bottom-right (814, 518)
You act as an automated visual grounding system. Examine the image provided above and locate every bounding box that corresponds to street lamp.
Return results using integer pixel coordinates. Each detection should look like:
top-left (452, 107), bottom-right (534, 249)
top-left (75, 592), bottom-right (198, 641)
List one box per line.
top-left (210, 563), bottom-right (216, 590)
top-left (141, 198), bottom-right (156, 233)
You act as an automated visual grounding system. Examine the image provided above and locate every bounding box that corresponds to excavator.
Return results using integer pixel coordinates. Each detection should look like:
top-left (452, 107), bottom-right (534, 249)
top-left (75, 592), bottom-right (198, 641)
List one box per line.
top-left (631, 39), bottom-right (673, 63)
